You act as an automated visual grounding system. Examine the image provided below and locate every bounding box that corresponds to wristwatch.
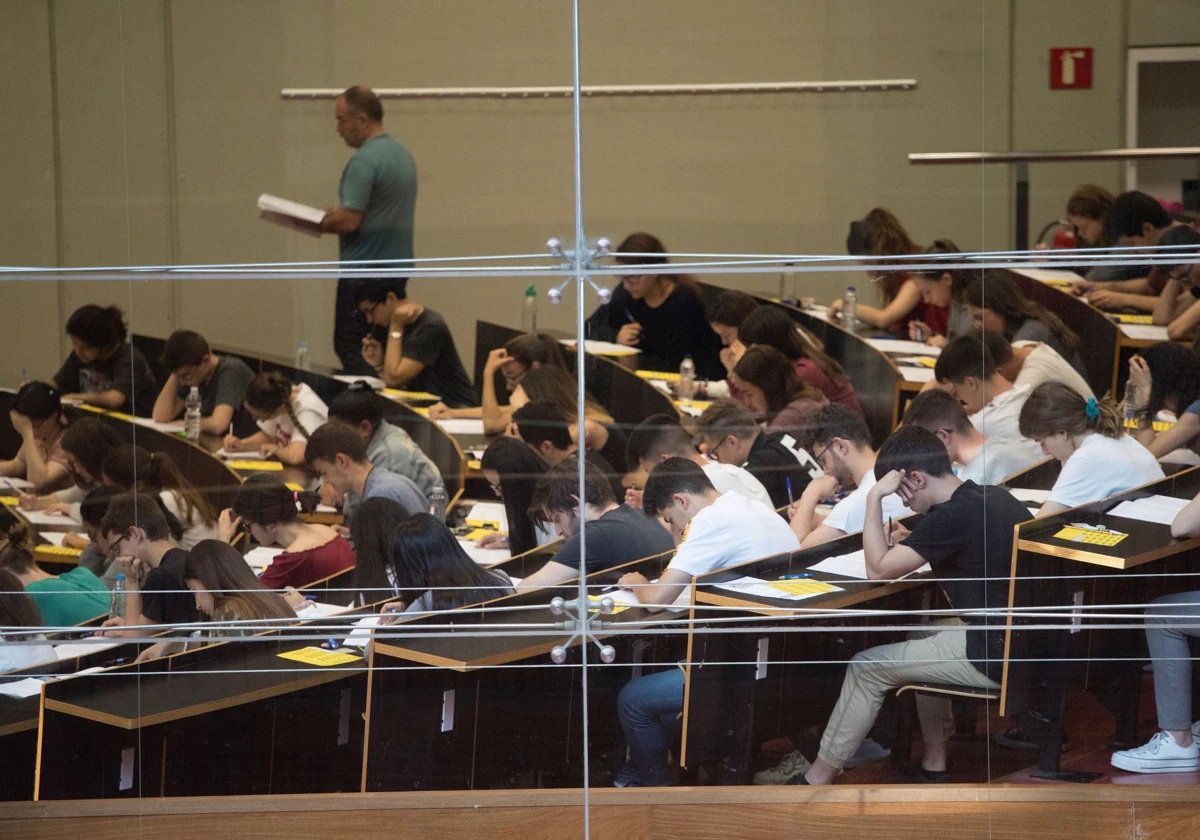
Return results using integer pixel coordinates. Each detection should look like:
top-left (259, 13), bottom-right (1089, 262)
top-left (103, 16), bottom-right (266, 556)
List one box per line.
top-left (389, 330), bottom-right (403, 340)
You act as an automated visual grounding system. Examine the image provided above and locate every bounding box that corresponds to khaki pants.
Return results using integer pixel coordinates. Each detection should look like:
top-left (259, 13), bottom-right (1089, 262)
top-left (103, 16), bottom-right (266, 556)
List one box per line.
top-left (816, 619), bottom-right (1000, 769)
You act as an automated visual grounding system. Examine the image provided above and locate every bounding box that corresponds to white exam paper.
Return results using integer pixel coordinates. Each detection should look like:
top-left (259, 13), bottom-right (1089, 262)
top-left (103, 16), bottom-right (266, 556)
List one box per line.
top-left (865, 338), bottom-right (943, 356)
top-left (1107, 495), bottom-right (1191, 526)
top-left (435, 418), bottom-right (486, 435)
top-left (1120, 324), bottom-right (1170, 342)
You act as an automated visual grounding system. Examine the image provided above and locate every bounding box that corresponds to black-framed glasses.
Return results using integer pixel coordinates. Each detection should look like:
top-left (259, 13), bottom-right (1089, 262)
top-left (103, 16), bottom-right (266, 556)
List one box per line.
top-left (107, 535), bottom-right (126, 558)
top-left (811, 441), bottom-right (832, 466)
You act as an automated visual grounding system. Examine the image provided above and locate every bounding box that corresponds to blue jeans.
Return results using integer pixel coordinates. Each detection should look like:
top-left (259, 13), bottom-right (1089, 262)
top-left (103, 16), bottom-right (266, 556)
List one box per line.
top-left (617, 668), bottom-right (684, 786)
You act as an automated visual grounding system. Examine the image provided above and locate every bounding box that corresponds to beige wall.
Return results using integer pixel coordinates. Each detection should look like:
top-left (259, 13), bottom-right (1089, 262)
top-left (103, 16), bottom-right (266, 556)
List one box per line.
top-left (1, 0), bottom-right (1194, 386)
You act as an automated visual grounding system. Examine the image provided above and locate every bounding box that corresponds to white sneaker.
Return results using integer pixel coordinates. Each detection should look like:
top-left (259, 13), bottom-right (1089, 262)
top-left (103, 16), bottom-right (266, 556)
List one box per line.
top-left (1111, 731), bottom-right (1199, 774)
top-left (752, 750), bottom-right (811, 785)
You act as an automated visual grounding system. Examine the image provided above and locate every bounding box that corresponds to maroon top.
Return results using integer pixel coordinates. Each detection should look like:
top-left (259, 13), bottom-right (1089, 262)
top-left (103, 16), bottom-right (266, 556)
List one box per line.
top-left (794, 358), bottom-right (863, 417)
top-left (259, 535), bottom-right (355, 590)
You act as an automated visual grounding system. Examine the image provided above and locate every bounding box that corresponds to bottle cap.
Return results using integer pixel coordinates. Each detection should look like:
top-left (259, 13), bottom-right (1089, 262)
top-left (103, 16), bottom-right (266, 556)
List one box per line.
top-left (847, 286), bottom-right (856, 291)
top-left (116, 574), bottom-right (126, 580)
top-left (525, 283), bottom-right (537, 297)
top-left (299, 339), bottom-right (309, 347)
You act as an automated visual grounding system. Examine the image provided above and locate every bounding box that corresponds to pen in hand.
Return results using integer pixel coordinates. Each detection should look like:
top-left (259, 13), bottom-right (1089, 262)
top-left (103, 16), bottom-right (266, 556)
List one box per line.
top-left (786, 478), bottom-right (794, 506)
top-left (887, 516), bottom-right (894, 549)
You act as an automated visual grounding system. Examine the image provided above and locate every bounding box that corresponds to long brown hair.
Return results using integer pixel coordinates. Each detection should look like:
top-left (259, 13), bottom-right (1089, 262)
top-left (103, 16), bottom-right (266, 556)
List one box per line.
top-left (614, 232), bottom-right (704, 303)
top-left (0, 569), bottom-right (42, 639)
top-left (0, 523), bottom-right (37, 576)
top-left (915, 238), bottom-right (974, 305)
top-left (503, 333), bottom-right (567, 371)
top-left (102, 445), bottom-right (218, 527)
top-left (516, 366), bottom-right (611, 423)
top-left (1018, 382), bottom-right (1123, 441)
top-left (183, 540), bottom-right (295, 625)
top-left (245, 372), bottom-right (313, 439)
top-left (965, 270), bottom-right (1079, 352)
top-left (732, 346), bottom-right (824, 414)
top-left (846, 208), bottom-right (921, 303)
top-left (737, 306), bottom-right (850, 387)
top-left (1066, 184), bottom-right (1114, 246)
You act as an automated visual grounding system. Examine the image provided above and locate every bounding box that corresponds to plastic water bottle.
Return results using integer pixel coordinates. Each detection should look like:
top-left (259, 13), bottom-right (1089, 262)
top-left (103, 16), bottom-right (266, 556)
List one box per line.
top-left (428, 489), bottom-right (448, 522)
top-left (1124, 378), bottom-right (1142, 427)
top-left (185, 386), bottom-right (202, 441)
top-left (110, 574), bottom-right (126, 621)
top-left (296, 339), bottom-right (310, 370)
top-left (678, 355), bottom-right (696, 401)
top-left (842, 286), bottom-right (859, 331)
top-left (522, 283), bottom-right (538, 332)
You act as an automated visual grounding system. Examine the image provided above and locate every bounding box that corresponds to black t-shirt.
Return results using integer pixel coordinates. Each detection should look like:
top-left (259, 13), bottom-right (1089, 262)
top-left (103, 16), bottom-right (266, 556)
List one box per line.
top-left (401, 308), bottom-right (478, 407)
top-left (589, 284), bottom-right (724, 380)
top-left (899, 481), bottom-right (1028, 681)
top-left (54, 343), bottom-right (159, 417)
top-left (744, 431), bottom-right (816, 511)
top-left (140, 547), bottom-right (200, 626)
top-left (549, 504), bottom-right (675, 575)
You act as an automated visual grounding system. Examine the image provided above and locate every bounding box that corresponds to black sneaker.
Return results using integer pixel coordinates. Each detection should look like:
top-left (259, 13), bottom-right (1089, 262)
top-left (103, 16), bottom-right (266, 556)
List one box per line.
top-left (915, 766), bottom-right (950, 783)
top-left (994, 727), bottom-right (1071, 753)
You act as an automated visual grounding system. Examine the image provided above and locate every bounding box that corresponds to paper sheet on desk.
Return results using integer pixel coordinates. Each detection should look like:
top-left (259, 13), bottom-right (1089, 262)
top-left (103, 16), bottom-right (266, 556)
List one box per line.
top-left (1013, 268), bottom-right (1085, 286)
top-left (713, 576), bottom-right (844, 601)
top-left (38, 532), bottom-right (81, 547)
top-left (464, 502), bottom-right (507, 529)
top-left (333, 374), bottom-right (386, 390)
top-left (20, 508), bottom-right (81, 527)
top-left (806, 549), bottom-right (930, 580)
top-left (1121, 324), bottom-right (1170, 342)
top-left (435, 418), bottom-right (486, 435)
top-left (54, 640), bottom-right (120, 660)
top-left (459, 541), bottom-right (510, 567)
top-left (131, 417), bottom-right (185, 434)
top-left (243, 547), bottom-right (282, 571)
top-left (865, 339), bottom-right (942, 356)
top-left (0, 477), bottom-right (34, 490)
top-left (343, 615), bottom-right (384, 649)
top-left (599, 584), bottom-right (691, 613)
top-left (1107, 495), bottom-right (1191, 526)
top-left (295, 601), bottom-right (352, 619)
top-left (0, 678), bottom-right (44, 699)
top-left (1008, 488), bottom-right (1051, 505)
top-left (214, 448), bottom-right (274, 460)
top-left (559, 339), bottom-right (641, 356)
top-left (900, 367), bottom-right (937, 383)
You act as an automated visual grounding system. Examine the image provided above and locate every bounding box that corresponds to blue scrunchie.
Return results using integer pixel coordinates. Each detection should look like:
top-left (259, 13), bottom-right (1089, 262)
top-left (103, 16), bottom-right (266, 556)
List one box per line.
top-left (1085, 397), bottom-right (1100, 422)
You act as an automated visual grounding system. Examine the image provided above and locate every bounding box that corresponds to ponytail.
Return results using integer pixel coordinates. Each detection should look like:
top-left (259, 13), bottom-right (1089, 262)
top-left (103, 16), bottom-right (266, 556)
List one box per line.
top-left (0, 522), bottom-right (37, 575)
top-left (102, 446), bottom-right (217, 528)
top-left (246, 372), bottom-right (312, 439)
top-left (1019, 382), bottom-right (1123, 441)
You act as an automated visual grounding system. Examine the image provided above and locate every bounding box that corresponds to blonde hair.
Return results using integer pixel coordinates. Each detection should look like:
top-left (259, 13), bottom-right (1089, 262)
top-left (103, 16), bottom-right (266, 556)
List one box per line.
top-left (1018, 382), bottom-right (1122, 440)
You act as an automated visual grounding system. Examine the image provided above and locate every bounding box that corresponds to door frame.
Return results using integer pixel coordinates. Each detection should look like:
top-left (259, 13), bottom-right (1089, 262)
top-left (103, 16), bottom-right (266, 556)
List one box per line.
top-left (1124, 45), bottom-right (1200, 190)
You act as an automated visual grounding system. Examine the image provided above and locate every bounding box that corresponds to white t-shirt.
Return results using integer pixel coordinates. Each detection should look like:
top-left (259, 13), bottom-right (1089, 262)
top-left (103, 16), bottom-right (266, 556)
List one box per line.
top-left (1012, 341), bottom-right (1094, 400)
top-left (161, 490), bottom-right (221, 551)
top-left (701, 461), bottom-right (772, 508)
top-left (957, 437), bottom-right (1042, 486)
top-left (969, 384), bottom-right (1041, 460)
top-left (667, 493), bottom-right (799, 578)
top-left (1048, 433), bottom-right (1164, 509)
top-left (256, 383), bottom-right (328, 447)
top-left (822, 468), bottom-right (913, 535)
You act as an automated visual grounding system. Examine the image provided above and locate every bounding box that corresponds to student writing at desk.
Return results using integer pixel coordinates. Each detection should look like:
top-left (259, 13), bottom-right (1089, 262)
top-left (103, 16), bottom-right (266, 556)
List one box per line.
top-left (980, 329), bottom-right (1094, 400)
top-left (1110, 495), bottom-right (1200, 773)
top-left (0, 382), bottom-right (73, 493)
top-left (965, 271), bottom-right (1086, 378)
top-left (610, 457), bottom-right (798, 787)
top-left (102, 445), bottom-right (220, 550)
top-left (479, 437), bottom-right (553, 555)
top-left (797, 426), bottom-right (1029, 786)
top-left (728, 346), bottom-right (828, 438)
top-left (1126, 343), bottom-right (1200, 459)
top-left (17, 417), bottom-right (121, 515)
top-left (907, 239), bottom-right (974, 347)
top-left (695, 399), bottom-right (820, 511)
top-left (511, 400), bottom-right (624, 501)
top-left (355, 279), bottom-right (478, 407)
top-left (223, 372), bottom-right (328, 466)
top-left (706, 289), bottom-right (760, 382)
top-left (902, 389), bottom-right (1040, 485)
top-left (348, 497), bottom-right (411, 606)
top-left (98, 492), bottom-right (199, 662)
top-left (429, 333), bottom-right (566, 433)
top-left (51, 305), bottom-right (158, 416)
top-left (1075, 191), bottom-right (1183, 312)
top-left (1148, 226), bottom-right (1200, 342)
top-left (624, 414), bottom-right (771, 510)
top-left (304, 422), bottom-right (430, 517)
top-left (182, 540), bottom-right (296, 637)
top-left (516, 459), bottom-right (673, 592)
top-left (325, 383), bottom-right (445, 506)
top-left (934, 334), bottom-right (1040, 459)
top-left (1018, 383), bottom-right (1163, 517)
top-left (787, 404), bottom-right (911, 549)
top-left (152, 330), bottom-right (255, 437)
top-left (508, 366), bottom-right (622, 468)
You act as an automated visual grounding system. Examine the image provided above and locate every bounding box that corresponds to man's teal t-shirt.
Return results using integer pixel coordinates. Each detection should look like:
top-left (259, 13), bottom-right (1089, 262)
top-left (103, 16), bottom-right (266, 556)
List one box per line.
top-left (27, 567), bottom-right (110, 628)
top-left (338, 133), bottom-right (417, 268)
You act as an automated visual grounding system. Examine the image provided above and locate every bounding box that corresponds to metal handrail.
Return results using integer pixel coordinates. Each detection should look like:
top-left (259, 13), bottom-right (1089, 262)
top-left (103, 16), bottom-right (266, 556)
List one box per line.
top-left (910, 147), bottom-right (1200, 165)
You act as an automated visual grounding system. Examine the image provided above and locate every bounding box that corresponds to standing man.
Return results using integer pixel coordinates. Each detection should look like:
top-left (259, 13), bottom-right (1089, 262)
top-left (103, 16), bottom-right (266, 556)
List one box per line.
top-left (321, 86), bottom-right (417, 375)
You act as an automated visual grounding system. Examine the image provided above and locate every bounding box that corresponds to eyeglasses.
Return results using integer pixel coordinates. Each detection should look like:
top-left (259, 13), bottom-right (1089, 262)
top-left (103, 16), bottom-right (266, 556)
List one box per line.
top-left (107, 535), bottom-right (126, 558)
top-left (811, 441), bottom-right (832, 466)
top-left (705, 437), bottom-right (730, 461)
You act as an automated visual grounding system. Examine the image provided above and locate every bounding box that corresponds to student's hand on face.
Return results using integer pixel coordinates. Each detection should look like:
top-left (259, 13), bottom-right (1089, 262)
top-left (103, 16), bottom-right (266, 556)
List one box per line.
top-left (829, 297), bottom-right (845, 314)
top-left (801, 474), bottom-right (841, 505)
top-left (427, 402), bottom-right (452, 419)
top-left (361, 335), bottom-right (384, 368)
top-left (259, 443), bottom-right (279, 460)
top-left (624, 487), bottom-right (644, 509)
top-left (719, 345), bottom-right (738, 374)
top-left (503, 421), bottom-right (520, 439)
top-left (616, 322), bottom-right (642, 347)
top-left (217, 508), bottom-right (243, 543)
top-left (478, 532), bottom-right (508, 549)
top-left (871, 469), bottom-right (907, 499)
top-left (391, 301), bottom-right (422, 328)
top-left (62, 532), bottom-right (90, 550)
top-left (8, 410), bottom-right (32, 437)
top-left (318, 482), bottom-right (342, 507)
top-left (116, 555), bottom-right (149, 585)
top-left (617, 571), bottom-right (649, 591)
top-left (484, 347), bottom-right (510, 373)
top-left (1128, 355), bottom-right (1152, 397)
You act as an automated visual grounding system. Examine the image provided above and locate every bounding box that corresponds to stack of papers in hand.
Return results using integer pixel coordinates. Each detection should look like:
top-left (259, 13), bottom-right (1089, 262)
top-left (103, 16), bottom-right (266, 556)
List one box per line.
top-left (1107, 495), bottom-right (1191, 526)
top-left (257, 194), bottom-right (324, 237)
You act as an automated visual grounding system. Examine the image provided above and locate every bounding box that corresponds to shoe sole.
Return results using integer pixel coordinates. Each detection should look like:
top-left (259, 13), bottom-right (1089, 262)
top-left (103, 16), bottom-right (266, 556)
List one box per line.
top-left (1110, 756), bottom-right (1200, 774)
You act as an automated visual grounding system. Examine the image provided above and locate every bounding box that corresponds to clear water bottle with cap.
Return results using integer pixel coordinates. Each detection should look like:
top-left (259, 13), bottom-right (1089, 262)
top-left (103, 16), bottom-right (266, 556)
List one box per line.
top-left (521, 283), bottom-right (538, 332)
top-left (110, 574), bottom-right (126, 621)
top-left (842, 286), bottom-right (858, 332)
top-left (295, 339), bottom-right (311, 370)
top-left (428, 488), bottom-right (448, 522)
top-left (184, 386), bottom-right (202, 441)
top-left (678, 355), bottom-right (696, 401)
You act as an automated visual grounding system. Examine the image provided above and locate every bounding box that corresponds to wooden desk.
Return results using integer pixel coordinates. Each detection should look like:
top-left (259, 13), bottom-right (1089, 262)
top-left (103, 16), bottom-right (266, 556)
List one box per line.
top-left (1000, 465), bottom-right (1200, 777)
